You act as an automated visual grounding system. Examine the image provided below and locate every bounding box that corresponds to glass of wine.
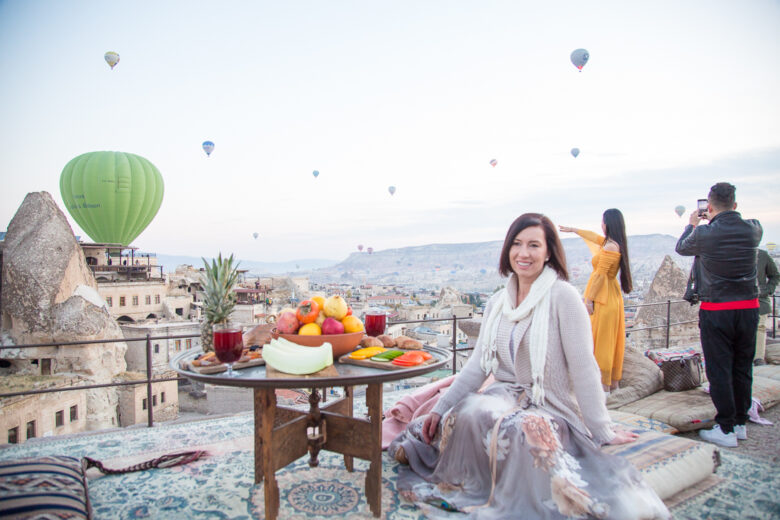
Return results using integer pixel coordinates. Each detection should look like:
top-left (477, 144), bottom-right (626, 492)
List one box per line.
top-left (213, 322), bottom-right (244, 377)
top-left (364, 309), bottom-right (387, 337)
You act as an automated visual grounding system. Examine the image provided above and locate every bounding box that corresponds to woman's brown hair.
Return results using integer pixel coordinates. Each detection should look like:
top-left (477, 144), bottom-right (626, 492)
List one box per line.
top-left (498, 213), bottom-right (569, 280)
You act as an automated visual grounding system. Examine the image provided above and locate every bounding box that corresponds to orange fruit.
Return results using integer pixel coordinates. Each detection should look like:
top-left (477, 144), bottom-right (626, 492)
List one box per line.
top-left (341, 315), bottom-right (364, 334)
top-left (311, 295), bottom-right (326, 311)
top-left (298, 323), bottom-right (322, 335)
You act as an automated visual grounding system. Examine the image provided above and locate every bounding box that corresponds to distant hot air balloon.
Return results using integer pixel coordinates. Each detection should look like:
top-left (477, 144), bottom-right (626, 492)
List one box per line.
top-left (312, 170), bottom-right (319, 178)
top-left (570, 148), bottom-right (580, 158)
top-left (357, 244), bottom-right (364, 252)
top-left (60, 151), bottom-right (164, 246)
top-left (253, 232), bottom-right (259, 239)
top-left (367, 247), bottom-right (374, 254)
top-left (570, 48), bottom-right (589, 71)
top-left (480, 268), bottom-right (487, 275)
top-left (388, 186), bottom-right (396, 196)
top-left (104, 51), bottom-right (120, 69)
top-left (768, 242), bottom-right (777, 252)
top-left (202, 141), bottom-right (215, 156)
top-left (675, 205), bottom-right (685, 217)
top-left (489, 159), bottom-right (497, 167)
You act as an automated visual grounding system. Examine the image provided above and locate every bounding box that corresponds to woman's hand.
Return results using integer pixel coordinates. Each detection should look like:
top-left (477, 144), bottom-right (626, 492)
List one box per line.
top-left (585, 299), bottom-right (594, 315)
top-left (607, 427), bottom-right (640, 445)
top-left (558, 225), bottom-right (576, 233)
top-left (422, 413), bottom-right (441, 444)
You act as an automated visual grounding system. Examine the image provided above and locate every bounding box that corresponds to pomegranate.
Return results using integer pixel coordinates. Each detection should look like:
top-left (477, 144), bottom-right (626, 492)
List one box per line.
top-left (321, 317), bottom-right (345, 335)
top-left (276, 311), bottom-right (300, 334)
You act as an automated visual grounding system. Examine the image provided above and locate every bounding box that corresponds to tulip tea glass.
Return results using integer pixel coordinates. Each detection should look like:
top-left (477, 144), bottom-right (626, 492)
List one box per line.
top-left (364, 311), bottom-right (387, 337)
top-left (213, 322), bottom-right (244, 377)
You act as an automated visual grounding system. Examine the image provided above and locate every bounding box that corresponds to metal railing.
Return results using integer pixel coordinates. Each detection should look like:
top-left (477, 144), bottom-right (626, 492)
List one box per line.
top-left (1, 293), bottom-right (777, 433)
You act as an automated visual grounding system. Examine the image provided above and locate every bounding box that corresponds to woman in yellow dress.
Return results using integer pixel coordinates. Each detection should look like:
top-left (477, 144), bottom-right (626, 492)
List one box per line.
top-left (560, 208), bottom-right (633, 392)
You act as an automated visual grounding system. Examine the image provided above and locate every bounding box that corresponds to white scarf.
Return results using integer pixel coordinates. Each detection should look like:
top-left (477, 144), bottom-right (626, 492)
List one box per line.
top-left (479, 266), bottom-right (557, 406)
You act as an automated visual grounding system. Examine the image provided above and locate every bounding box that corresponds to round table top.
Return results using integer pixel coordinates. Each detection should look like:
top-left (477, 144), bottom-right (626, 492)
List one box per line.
top-left (171, 345), bottom-right (453, 389)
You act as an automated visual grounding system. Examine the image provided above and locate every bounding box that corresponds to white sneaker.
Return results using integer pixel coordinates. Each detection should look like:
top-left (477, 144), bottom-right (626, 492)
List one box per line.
top-left (734, 424), bottom-right (747, 440)
top-left (699, 424), bottom-right (738, 448)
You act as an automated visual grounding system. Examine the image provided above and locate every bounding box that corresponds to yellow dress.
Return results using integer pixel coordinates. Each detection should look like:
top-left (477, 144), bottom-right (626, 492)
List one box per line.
top-left (576, 230), bottom-right (625, 386)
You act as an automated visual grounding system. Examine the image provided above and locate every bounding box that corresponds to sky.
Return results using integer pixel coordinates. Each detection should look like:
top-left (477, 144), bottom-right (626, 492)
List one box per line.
top-left (1, 0), bottom-right (779, 263)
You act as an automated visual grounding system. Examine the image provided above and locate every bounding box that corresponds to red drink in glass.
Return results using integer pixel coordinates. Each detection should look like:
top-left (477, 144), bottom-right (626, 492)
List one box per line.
top-left (364, 313), bottom-right (386, 337)
top-left (213, 326), bottom-right (244, 376)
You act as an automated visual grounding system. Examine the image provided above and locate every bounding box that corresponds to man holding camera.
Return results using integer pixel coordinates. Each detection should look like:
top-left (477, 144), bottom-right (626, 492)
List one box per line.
top-left (675, 182), bottom-right (763, 447)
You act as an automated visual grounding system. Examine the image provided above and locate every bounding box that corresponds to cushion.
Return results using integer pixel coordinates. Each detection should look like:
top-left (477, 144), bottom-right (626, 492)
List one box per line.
top-left (616, 375), bottom-right (780, 432)
top-left (753, 364), bottom-right (780, 382)
top-left (0, 456), bottom-right (91, 519)
top-left (765, 340), bottom-right (780, 365)
top-left (608, 410), bottom-right (678, 435)
top-left (603, 426), bottom-right (718, 500)
top-left (606, 345), bottom-right (663, 409)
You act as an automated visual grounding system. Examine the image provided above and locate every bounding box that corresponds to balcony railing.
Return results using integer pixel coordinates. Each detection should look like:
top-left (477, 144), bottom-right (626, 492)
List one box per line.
top-left (1, 294), bottom-right (777, 436)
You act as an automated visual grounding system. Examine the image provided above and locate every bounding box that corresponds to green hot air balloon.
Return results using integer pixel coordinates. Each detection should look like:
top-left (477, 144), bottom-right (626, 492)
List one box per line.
top-left (60, 151), bottom-right (164, 246)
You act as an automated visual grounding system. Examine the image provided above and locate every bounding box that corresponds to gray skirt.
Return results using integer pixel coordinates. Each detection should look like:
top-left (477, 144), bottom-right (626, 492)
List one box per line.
top-left (388, 382), bottom-right (670, 519)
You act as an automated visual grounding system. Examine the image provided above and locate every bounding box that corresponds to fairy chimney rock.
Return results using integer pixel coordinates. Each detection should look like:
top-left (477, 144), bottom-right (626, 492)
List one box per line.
top-left (1, 191), bottom-right (126, 429)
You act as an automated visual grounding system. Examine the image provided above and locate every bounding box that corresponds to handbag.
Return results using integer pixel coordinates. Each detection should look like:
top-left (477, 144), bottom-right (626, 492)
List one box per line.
top-left (646, 349), bottom-right (704, 392)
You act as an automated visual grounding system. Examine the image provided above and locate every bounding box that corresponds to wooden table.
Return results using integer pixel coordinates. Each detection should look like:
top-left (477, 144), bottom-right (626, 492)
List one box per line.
top-left (172, 347), bottom-right (451, 519)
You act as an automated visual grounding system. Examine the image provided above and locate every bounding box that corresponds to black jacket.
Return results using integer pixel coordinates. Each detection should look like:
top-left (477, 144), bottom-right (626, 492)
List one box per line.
top-left (675, 211), bottom-right (763, 303)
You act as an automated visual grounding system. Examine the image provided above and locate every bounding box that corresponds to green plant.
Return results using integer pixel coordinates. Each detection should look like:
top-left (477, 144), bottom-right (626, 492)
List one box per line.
top-left (200, 253), bottom-right (240, 352)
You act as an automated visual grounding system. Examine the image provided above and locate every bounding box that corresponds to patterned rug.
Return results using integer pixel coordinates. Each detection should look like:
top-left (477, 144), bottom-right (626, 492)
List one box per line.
top-left (1, 406), bottom-right (778, 519)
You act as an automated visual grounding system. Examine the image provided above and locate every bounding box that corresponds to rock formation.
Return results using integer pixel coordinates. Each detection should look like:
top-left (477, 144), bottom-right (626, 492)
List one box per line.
top-left (629, 255), bottom-right (700, 349)
top-left (1, 192), bottom-right (127, 429)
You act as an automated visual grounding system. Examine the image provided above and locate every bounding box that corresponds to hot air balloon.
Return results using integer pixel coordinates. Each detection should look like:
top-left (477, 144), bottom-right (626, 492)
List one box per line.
top-left (104, 52), bottom-right (120, 69)
top-left (202, 141), bottom-right (215, 157)
top-left (768, 242), bottom-right (777, 252)
top-left (367, 247), bottom-right (374, 254)
top-left (675, 205), bottom-right (685, 217)
top-left (571, 148), bottom-right (580, 158)
top-left (480, 268), bottom-right (487, 275)
top-left (570, 48), bottom-right (589, 71)
top-left (312, 170), bottom-right (319, 178)
top-left (357, 244), bottom-right (364, 252)
top-left (388, 186), bottom-right (396, 196)
top-left (490, 159), bottom-right (497, 167)
top-left (253, 232), bottom-right (259, 239)
top-left (60, 151), bottom-right (164, 246)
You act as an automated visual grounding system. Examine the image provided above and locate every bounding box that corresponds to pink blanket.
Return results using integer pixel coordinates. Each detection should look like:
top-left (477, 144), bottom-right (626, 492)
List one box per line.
top-left (381, 374), bottom-right (495, 449)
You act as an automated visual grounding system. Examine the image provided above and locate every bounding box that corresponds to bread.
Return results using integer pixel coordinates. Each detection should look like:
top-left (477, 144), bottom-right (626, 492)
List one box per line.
top-left (376, 335), bottom-right (396, 348)
top-left (360, 336), bottom-right (384, 348)
top-left (399, 338), bottom-right (423, 350)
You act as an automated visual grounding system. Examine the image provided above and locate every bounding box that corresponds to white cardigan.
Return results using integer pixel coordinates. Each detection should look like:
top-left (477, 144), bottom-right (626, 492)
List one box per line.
top-left (431, 276), bottom-right (616, 445)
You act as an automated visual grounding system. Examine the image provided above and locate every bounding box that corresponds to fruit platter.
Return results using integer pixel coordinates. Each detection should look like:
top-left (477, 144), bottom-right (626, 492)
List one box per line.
top-left (338, 333), bottom-right (437, 370)
top-left (186, 345), bottom-right (264, 374)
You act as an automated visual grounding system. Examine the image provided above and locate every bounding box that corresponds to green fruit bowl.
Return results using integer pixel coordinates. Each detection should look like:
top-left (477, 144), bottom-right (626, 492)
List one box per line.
top-left (271, 330), bottom-right (364, 358)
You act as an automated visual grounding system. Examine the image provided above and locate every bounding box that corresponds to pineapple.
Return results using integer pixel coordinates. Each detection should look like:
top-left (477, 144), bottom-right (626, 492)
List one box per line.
top-left (200, 253), bottom-right (241, 353)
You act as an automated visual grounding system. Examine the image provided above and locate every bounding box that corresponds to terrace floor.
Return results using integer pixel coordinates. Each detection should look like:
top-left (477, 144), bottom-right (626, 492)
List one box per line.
top-left (1, 387), bottom-right (778, 519)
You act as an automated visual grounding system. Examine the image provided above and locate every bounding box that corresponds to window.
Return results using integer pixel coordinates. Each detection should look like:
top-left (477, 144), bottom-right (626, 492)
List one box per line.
top-left (154, 294), bottom-right (161, 304)
top-left (7, 427), bottom-right (18, 444)
top-left (142, 398), bottom-right (148, 410)
top-left (70, 405), bottom-right (78, 422)
top-left (132, 295), bottom-right (139, 306)
top-left (152, 395), bottom-right (158, 407)
top-left (55, 410), bottom-right (64, 427)
top-left (154, 344), bottom-right (160, 354)
top-left (26, 421), bottom-right (36, 440)
top-left (145, 295), bottom-right (151, 305)
top-left (175, 307), bottom-right (183, 316)
top-left (186, 339), bottom-right (192, 349)
top-left (106, 296), bottom-right (113, 307)
top-left (119, 296), bottom-right (126, 307)
top-left (41, 358), bottom-right (52, 375)
top-left (161, 392), bottom-right (166, 403)
top-left (175, 340), bottom-right (181, 352)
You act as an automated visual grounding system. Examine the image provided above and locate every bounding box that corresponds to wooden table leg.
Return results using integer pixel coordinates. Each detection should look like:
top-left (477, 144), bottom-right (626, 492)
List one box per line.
top-left (343, 386), bottom-right (354, 472)
top-left (255, 387), bottom-right (280, 520)
top-left (365, 383), bottom-right (383, 517)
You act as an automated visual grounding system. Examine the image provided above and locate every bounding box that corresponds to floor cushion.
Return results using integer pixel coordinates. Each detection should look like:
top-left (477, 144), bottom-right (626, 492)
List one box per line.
top-left (753, 363), bottom-right (780, 381)
top-left (0, 455), bottom-right (91, 519)
top-left (764, 340), bottom-right (780, 364)
top-left (606, 344), bottom-right (664, 410)
top-left (616, 375), bottom-right (780, 432)
top-left (603, 425), bottom-right (718, 501)
top-left (608, 410), bottom-right (678, 435)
